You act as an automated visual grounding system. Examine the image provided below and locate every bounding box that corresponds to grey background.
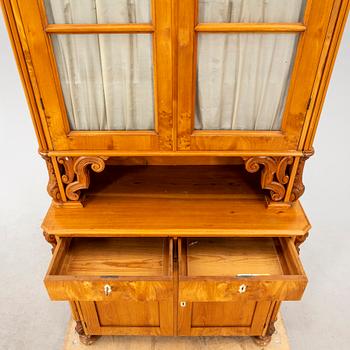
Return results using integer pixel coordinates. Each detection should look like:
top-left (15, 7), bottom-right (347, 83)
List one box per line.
top-left (0, 13), bottom-right (349, 350)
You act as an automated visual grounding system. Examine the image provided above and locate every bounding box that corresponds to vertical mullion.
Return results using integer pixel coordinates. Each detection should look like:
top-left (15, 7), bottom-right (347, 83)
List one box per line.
top-left (177, 0), bottom-right (196, 150)
top-left (154, 0), bottom-right (174, 150)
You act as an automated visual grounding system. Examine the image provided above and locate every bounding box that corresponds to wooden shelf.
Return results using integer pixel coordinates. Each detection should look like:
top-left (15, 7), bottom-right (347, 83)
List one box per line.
top-left (42, 165), bottom-right (310, 237)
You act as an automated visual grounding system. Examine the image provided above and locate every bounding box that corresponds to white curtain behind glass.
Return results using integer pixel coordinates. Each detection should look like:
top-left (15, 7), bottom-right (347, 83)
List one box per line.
top-left (196, 33), bottom-right (299, 130)
top-left (198, 0), bottom-right (307, 23)
top-left (196, 0), bottom-right (305, 131)
top-left (45, 0), bottom-right (154, 131)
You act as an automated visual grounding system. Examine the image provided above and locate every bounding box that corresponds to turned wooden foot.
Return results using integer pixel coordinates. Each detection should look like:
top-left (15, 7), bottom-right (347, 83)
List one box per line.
top-left (253, 320), bottom-right (276, 347)
top-left (75, 321), bottom-right (100, 346)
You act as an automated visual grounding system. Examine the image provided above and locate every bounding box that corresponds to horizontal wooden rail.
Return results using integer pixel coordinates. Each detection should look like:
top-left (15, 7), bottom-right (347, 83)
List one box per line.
top-left (195, 23), bottom-right (307, 33)
top-left (45, 24), bottom-right (155, 34)
top-left (47, 150), bottom-right (304, 157)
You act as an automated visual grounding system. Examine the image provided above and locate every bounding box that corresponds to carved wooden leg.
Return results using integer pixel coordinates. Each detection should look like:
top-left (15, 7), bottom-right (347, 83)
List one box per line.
top-left (75, 320), bottom-right (100, 346)
top-left (253, 319), bottom-right (276, 347)
top-left (295, 232), bottom-right (309, 254)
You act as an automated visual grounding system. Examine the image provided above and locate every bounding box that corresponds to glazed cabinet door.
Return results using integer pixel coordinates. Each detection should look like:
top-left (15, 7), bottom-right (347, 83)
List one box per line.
top-left (7, 0), bottom-right (173, 151)
top-left (177, 0), bottom-right (339, 151)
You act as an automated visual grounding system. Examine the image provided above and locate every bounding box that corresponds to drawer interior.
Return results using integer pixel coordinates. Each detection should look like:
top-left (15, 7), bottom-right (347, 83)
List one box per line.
top-left (49, 237), bottom-right (172, 278)
top-left (180, 237), bottom-right (304, 277)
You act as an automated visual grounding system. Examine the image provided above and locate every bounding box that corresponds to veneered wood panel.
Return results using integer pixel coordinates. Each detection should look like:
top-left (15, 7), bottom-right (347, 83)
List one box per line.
top-left (178, 301), bottom-right (271, 336)
top-left (178, 237), bottom-right (308, 302)
top-left (177, 0), bottom-right (340, 152)
top-left (95, 301), bottom-right (160, 327)
top-left (42, 197), bottom-right (311, 237)
top-left (191, 301), bottom-right (256, 327)
top-left (10, 0), bottom-right (173, 151)
top-left (79, 300), bottom-right (173, 336)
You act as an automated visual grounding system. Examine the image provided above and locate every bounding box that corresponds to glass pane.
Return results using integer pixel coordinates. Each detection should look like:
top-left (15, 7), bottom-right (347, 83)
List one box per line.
top-left (198, 0), bottom-right (307, 23)
top-left (195, 33), bottom-right (299, 131)
top-left (44, 0), bottom-right (151, 24)
top-left (51, 34), bottom-right (154, 131)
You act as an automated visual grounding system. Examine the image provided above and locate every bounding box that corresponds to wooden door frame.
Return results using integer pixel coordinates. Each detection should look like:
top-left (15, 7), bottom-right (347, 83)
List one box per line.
top-left (177, 0), bottom-right (341, 152)
top-left (6, 0), bottom-right (174, 151)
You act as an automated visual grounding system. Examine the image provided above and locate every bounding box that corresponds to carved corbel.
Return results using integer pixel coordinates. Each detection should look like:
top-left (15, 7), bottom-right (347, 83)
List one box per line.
top-left (295, 232), bottom-right (309, 254)
top-left (43, 231), bottom-right (57, 254)
top-left (290, 149), bottom-right (315, 201)
top-left (40, 154), bottom-right (62, 203)
top-left (57, 156), bottom-right (108, 202)
top-left (243, 156), bottom-right (294, 202)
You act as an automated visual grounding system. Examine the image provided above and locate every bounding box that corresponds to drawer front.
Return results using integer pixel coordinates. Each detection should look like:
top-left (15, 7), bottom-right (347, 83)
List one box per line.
top-left (178, 237), bottom-right (308, 302)
top-left (179, 278), bottom-right (307, 302)
top-left (45, 279), bottom-right (173, 302)
top-left (44, 237), bottom-right (173, 302)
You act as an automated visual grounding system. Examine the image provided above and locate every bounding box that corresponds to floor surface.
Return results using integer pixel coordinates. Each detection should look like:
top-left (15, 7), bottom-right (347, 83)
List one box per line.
top-left (0, 13), bottom-right (349, 350)
top-left (63, 315), bottom-right (289, 350)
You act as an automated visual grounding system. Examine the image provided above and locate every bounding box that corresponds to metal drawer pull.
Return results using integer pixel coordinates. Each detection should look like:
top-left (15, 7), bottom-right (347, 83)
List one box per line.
top-left (180, 301), bottom-right (187, 307)
top-left (104, 284), bottom-right (112, 296)
top-left (239, 284), bottom-right (247, 294)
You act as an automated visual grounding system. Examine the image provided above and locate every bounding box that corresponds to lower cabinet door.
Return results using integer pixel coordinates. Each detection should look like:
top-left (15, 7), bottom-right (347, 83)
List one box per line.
top-left (178, 237), bottom-right (307, 336)
top-left (178, 300), bottom-right (275, 336)
top-left (78, 300), bottom-right (173, 336)
top-left (44, 237), bottom-right (174, 336)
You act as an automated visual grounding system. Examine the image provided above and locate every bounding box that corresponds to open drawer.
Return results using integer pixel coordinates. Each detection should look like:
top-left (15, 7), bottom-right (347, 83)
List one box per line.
top-left (45, 237), bottom-right (174, 336)
top-left (177, 237), bottom-right (308, 336)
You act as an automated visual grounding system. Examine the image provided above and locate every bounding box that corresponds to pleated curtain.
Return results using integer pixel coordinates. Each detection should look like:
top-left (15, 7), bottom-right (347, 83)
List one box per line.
top-left (44, 0), bottom-right (306, 132)
top-left (44, 0), bottom-right (154, 131)
top-left (196, 0), bottom-right (306, 130)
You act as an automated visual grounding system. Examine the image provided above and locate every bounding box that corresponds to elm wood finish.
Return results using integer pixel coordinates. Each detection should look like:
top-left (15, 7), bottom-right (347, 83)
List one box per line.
top-left (41, 154), bottom-right (61, 203)
top-left (1, 0), bottom-right (348, 154)
top-left (45, 237), bottom-right (175, 336)
top-left (43, 231), bottom-right (57, 254)
top-left (1, 0), bottom-right (348, 346)
top-left (177, 237), bottom-right (307, 337)
top-left (295, 232), bottom-right (310, 254)
top-left (46, 155), bottom-right (314, 207)
top-left (243, 156), bottom-right (294, 203)
top-left (290, 149), bottom-right (315, 201)
top-left (57, 156), bottom-right (109, 202)
top-left (41, 197), bottom-right (311, 237)
top-left (44, 235), bottom-right (306, 340)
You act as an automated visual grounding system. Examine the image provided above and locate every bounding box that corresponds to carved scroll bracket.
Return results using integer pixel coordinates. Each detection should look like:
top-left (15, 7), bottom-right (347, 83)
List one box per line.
top-left (243, 156), bottom-right (294, 202)
top-left (57, 156), bottom-right (109, 202)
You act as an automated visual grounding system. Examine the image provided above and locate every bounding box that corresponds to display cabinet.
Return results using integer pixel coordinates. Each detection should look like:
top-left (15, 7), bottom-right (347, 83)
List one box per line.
top-left (1, 0), bottom-right (349, 346)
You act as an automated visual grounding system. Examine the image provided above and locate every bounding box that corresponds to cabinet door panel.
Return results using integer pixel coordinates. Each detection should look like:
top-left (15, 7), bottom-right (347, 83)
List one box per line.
top-left (178, 300), bottom-right (273, 336)
top-left (12, 0), bottom-right (173, 151)
top-left (80, 300), bottom-right (173, 335)
top-left (178, 0), bottom-right (338, 151)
